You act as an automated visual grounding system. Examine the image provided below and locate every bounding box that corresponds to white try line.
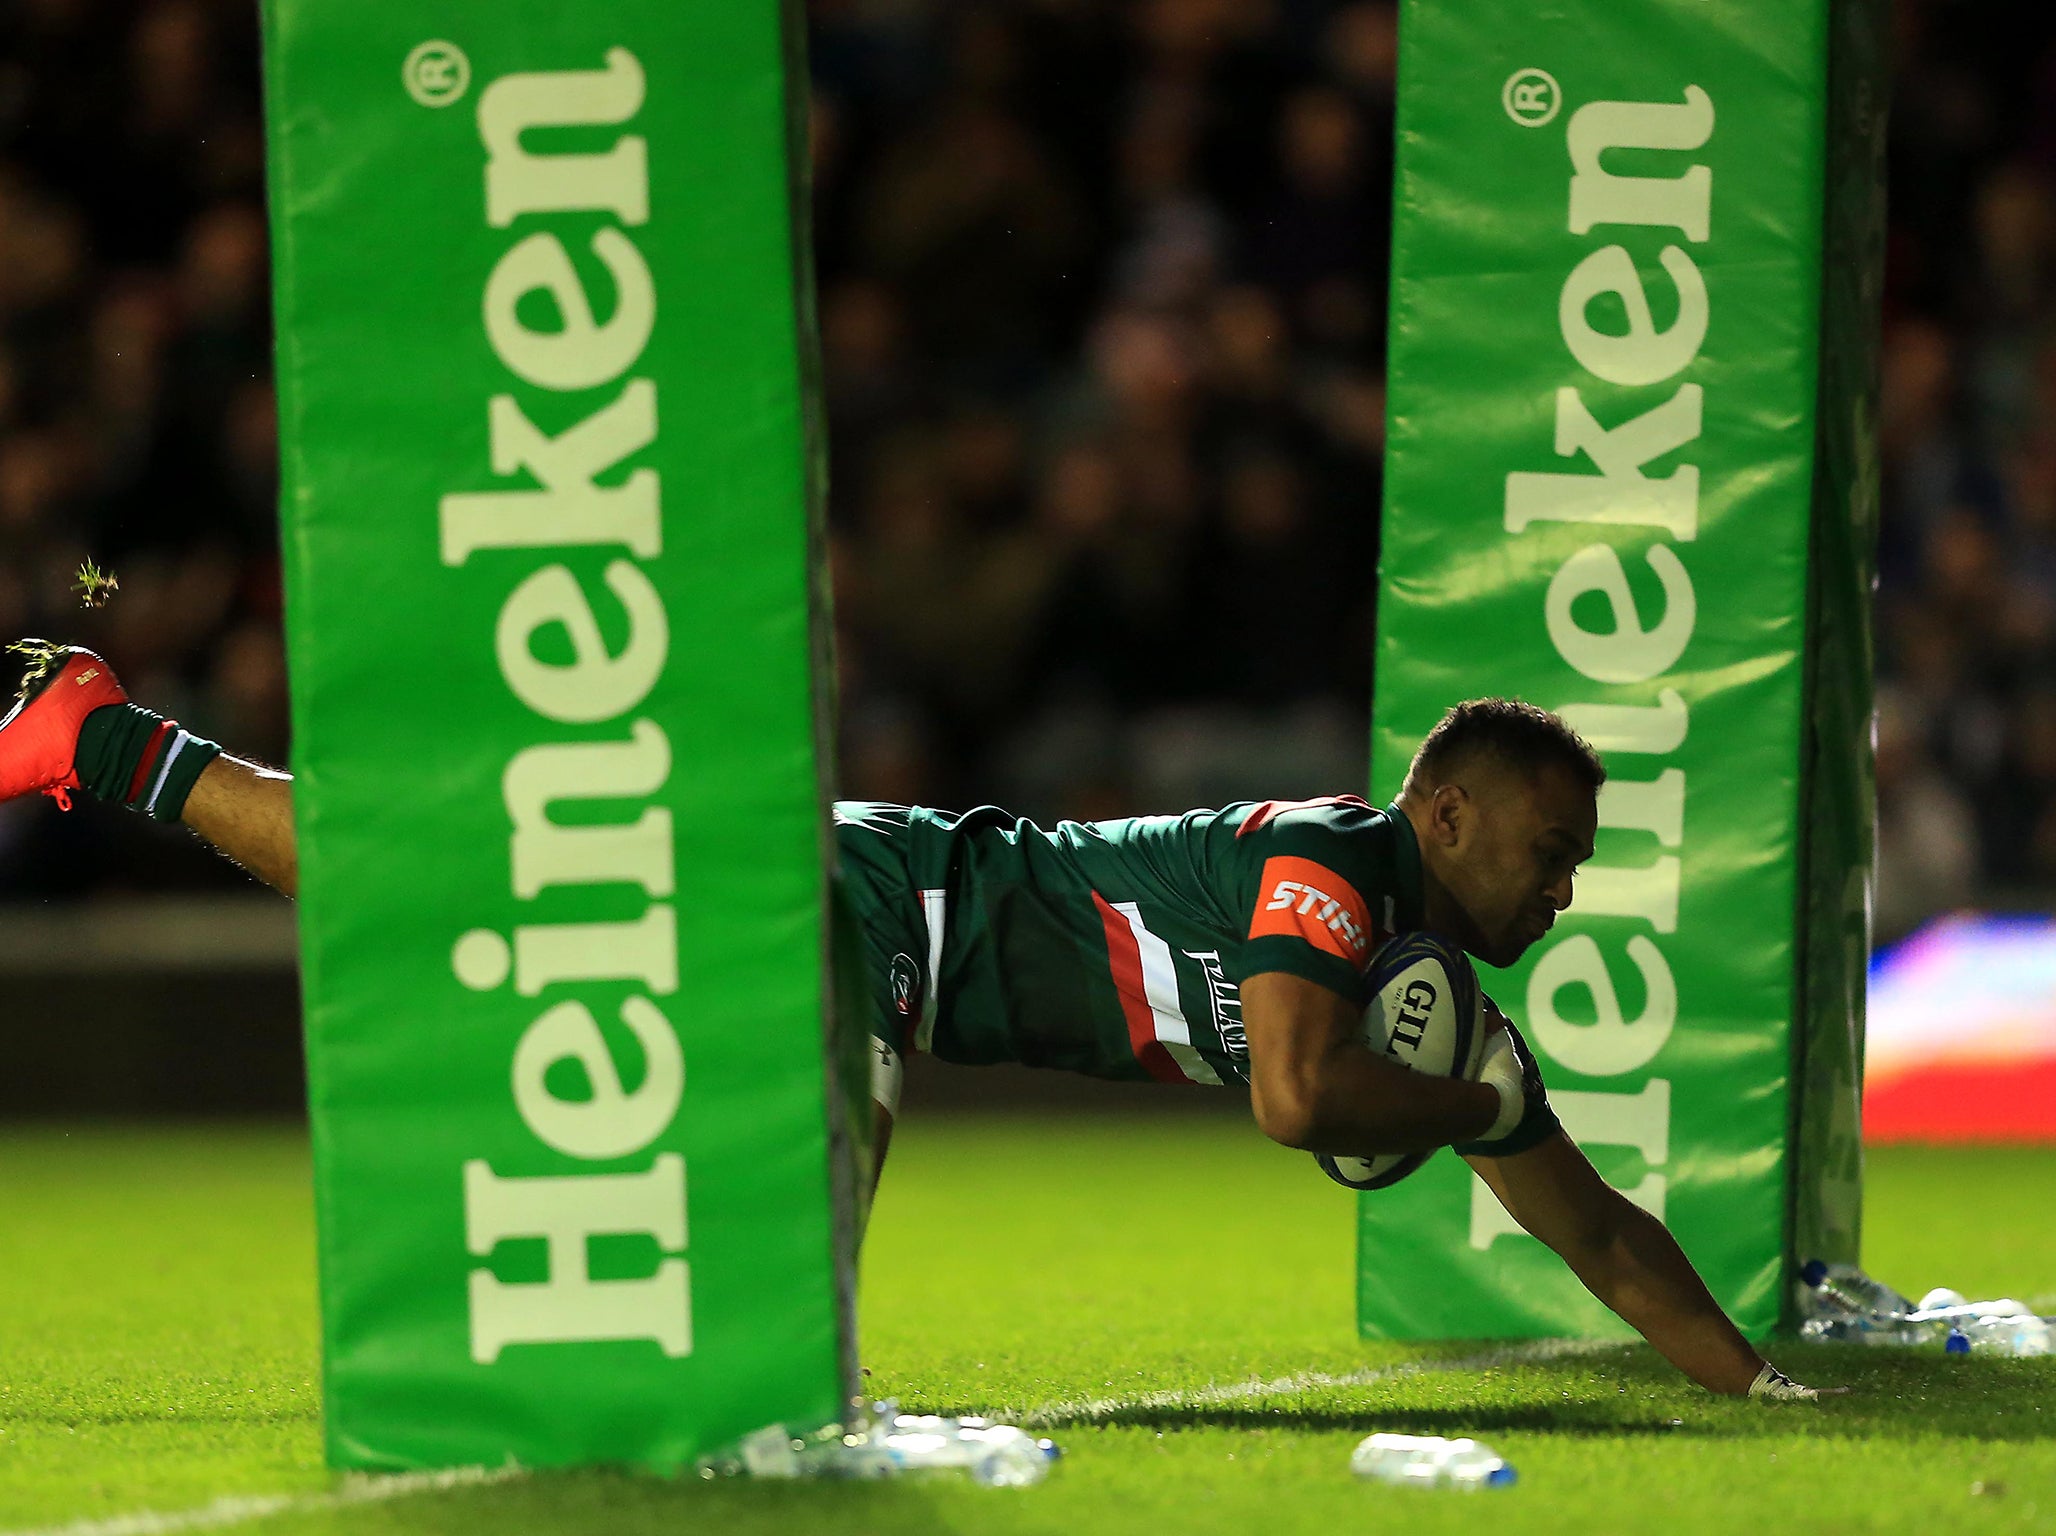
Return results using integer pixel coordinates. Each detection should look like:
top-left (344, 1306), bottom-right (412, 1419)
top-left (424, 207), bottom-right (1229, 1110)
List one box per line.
top-left (1, 1465), bottom-right (523, 1536)
top-left (1017, 1336), bottom-right (1617, 1429)
top-left (3, 1340), bottom-right (1608, 1536)
top-left (12, 1322), bottom-right (1936, 1536)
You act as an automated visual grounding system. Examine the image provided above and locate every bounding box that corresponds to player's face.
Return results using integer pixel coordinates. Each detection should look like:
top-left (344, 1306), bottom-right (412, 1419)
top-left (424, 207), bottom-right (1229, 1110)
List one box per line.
top-left (1443, 763), bottom-right (1597, 968)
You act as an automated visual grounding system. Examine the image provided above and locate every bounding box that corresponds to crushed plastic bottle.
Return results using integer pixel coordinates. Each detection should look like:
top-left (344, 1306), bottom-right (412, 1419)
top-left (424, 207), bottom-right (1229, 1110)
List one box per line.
top-left (708, 1402), bottom-right (1059, 1485)
top-left (1796, 1264), bottom-right (2053, 1357)
top-left (1949, 1313), bottom-right (2053, 1359)
top-left (735, 1424), bottom-right (812, 1479)
top-left (877, 1413), bottom-right (1056, 1486)
top-left (1908, 1296), bottom-right (2034, 1327)
top-left (1798, 1315), bottom-right (1952, 1347)
top-left (1350, 1433), bottom-right (1515, 1490)
top-left (1801, 1259), bottom-right (1913, 1322)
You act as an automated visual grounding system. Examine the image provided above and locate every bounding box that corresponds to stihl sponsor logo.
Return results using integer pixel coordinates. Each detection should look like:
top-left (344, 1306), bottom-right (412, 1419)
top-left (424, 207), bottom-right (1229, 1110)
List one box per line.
top-left (1249, 856), bottom-right (1375, 965)
top-left (1265, 879), bottom-right (1367, 949)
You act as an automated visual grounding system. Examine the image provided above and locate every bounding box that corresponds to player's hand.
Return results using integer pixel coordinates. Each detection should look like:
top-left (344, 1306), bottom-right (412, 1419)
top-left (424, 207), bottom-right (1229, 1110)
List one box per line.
top-left (1747, 1362), bottom-right (1819, 1402)
top-left (1476, 1006), bottom-right (1545, 1143)
top-left (1478, 1027), bottom-right (1526, 1141)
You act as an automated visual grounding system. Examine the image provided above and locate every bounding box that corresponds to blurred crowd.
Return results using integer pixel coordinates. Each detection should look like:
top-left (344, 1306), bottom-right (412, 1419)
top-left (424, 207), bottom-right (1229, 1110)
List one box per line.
top-left (0, 0), bottom-right (2051, 937)
top-left (813, 0), bottom-right (1392, 823)
top-left (0, 0), bottom-right (276, 892)
top-left (1875, 2), bottom-right (2056, 936)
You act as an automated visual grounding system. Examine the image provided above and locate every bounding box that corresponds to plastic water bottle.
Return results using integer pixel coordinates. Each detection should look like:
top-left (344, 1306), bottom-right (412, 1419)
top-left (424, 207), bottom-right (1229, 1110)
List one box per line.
top-left (726, 1408), bottom-right (1057, 1484)
top-left (877, 1414), bottom-right (1057, 1486)
top-left (1950, 1313), bottom-right (2054, 1358)
top-left (735, 1424), bottom-right (809, 1479)
top-left (1794, 1269), bottom-right (2052, 1358)
top-left (1351, 1433), bottom-right (1515, 1489)
top-left (1909, 1295), bottom-right (2033, 1326)
top-left (1801, 1259), bottom-right (1913, 1321)
top-left (1799, 1315), bottom-right (1952, 1347)
top-left (1905, 1292), bottom-right (2035, 1353)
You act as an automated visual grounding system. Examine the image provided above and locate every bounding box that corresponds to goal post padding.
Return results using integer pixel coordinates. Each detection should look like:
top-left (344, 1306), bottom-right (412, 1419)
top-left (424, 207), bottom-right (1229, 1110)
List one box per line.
top-left (1790, 0), bottom-right (1884, 1321)
top-left (1361, 0), bottom-right (1882, 1340)
top-left (262, 1), bottom-right (856, 1467)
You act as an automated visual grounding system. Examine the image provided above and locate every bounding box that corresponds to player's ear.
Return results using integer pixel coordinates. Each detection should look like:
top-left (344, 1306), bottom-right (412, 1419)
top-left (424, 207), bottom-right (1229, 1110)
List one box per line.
top-left (1428, 782), bottom-right (1467, 846)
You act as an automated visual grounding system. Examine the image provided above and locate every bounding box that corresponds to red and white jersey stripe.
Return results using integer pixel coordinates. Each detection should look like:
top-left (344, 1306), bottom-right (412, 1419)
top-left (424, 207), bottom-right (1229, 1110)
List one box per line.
top-left (1093, 893), bottom-right (1224, 1086)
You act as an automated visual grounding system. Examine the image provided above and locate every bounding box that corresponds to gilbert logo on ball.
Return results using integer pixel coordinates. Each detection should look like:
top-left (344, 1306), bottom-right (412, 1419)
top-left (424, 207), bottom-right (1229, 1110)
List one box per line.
top-left (1318, 932), bottom-right (1488, 1192)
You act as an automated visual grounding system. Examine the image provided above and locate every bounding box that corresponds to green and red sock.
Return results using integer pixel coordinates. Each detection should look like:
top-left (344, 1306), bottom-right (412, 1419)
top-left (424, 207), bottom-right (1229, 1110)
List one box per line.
top-left (74, 704), bottom-right (222, 823)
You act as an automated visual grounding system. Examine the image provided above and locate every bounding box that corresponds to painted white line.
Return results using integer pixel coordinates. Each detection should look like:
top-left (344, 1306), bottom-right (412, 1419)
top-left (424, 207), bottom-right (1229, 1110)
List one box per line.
top-left (17, 1320), bottom-right (1937, 1534)
top-left (2, 1465), bottom-right (523, 1536)
top-left (1017, 1336), bottom-right (1615, 1429)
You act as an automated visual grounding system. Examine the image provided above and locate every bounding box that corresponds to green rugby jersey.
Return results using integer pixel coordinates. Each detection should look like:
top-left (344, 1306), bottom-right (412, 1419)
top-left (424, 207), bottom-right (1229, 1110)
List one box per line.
top-left (834, 796), bottom-right (1427, 1087)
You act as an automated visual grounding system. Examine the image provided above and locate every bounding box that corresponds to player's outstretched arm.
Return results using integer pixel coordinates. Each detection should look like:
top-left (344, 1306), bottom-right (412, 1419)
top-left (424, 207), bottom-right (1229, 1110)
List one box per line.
top-left (1242, 971), bottom-right (1504, 1155)
top-left (1466, 1134), bottom-right (1811, 1399)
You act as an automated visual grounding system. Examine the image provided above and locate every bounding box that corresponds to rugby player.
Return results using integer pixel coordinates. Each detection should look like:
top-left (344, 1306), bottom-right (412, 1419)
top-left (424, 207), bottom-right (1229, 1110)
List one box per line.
top-left (0, 643), bottom-right (1822, 1402)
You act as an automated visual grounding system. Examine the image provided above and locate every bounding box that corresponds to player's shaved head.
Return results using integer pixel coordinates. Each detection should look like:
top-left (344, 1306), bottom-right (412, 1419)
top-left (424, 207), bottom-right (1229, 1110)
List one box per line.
top-left (1398, 699), bottom-right (1604, 968)
top-left (1402, 697), bottom-right (1604, 800)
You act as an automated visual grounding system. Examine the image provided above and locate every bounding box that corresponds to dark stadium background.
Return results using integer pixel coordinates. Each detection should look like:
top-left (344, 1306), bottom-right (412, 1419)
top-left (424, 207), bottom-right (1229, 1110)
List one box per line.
top-left (0, 0), bottom-right (2051, 1112)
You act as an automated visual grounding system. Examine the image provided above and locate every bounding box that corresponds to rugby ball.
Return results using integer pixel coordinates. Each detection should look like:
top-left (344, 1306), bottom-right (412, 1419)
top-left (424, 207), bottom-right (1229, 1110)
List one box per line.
top-left (1316, 931), bottom-right (1489, 1191)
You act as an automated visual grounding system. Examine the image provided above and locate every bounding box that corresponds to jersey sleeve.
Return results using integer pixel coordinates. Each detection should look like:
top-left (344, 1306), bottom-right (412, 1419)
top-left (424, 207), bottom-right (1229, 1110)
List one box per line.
top-left (1233, 797), bottom-right (1396, 1005)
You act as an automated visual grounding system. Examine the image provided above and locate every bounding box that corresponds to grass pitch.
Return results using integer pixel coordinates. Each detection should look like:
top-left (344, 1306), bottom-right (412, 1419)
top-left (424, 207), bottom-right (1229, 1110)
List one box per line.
top-left (0, 1117), bottom-right (2051, 1536)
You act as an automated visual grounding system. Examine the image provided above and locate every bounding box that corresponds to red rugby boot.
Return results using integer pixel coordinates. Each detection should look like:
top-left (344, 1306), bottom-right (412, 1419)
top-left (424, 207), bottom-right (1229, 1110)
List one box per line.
top-left (0, 643), bottom-right (129, 812)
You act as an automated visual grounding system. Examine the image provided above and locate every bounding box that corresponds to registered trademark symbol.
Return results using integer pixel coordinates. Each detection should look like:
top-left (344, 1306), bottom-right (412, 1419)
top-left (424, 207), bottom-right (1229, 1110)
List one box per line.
top-left (403, 40), bottom-right (470, 108)
top-left (1502, 67), bottom-right (1561, 128)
